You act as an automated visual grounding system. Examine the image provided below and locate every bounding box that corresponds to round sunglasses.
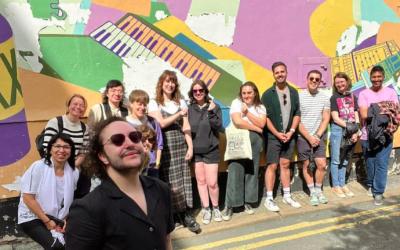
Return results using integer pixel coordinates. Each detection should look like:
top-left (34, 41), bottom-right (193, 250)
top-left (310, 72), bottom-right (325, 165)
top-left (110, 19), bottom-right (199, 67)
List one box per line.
top-left (103, 131), bottom-right (142, 146)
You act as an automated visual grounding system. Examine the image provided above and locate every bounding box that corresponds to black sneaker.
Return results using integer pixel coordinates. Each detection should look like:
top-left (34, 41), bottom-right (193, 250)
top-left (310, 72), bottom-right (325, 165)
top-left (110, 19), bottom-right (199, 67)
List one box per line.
top-left (183, 213), bottom-right (201, 233)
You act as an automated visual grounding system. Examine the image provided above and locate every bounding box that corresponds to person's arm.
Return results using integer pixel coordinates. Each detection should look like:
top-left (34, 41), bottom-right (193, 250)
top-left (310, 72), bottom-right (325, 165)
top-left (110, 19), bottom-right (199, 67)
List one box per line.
top-left (298, 122), bottom-right (319, 146)
top-left (208, 102), bottom-right (222, 131)
top-left (266, 117), bottom-right (286, 141)
top-left (331, 111), bottom-right (346, 128)
top-left (155, 149), bottom-right (162, 168)
top-left (284, 115), bottom-right (300, 142)
top-left (231, 113), bottom-right (262, 133)
top-left (245, 109), bottom-right (267, 129)
top-left (166, 234), bottom-right (172, 250)
top-left (149, 110), bottom-right (185, 129)
top-left (22, 194), bottom-right (57, 230)
top-left (182, 116), bottom-right (193, 160)
top-left (315, 108), bottom-right (330, 138)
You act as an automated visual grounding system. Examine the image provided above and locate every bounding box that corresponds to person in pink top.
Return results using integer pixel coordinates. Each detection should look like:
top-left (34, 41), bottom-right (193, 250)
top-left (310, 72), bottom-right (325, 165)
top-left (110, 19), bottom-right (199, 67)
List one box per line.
top-left (358, 65), bottom-right (399, 206)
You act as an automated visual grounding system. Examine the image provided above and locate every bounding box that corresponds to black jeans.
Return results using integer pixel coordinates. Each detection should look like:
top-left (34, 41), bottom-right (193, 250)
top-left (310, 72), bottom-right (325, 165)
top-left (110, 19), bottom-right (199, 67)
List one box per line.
top-left (20, 219), bottom-right (64, 250)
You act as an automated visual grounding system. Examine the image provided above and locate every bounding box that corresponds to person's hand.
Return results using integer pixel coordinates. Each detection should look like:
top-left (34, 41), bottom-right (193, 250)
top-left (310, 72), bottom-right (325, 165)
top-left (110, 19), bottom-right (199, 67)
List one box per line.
top-left (185, 147), bottom-right (193, 161)
top-left (241, 103), bottom-right (248, 115)
top-left (45, 220), bottom-right (56, 231)
top-left (255, 127), bottom-right (263, 133)
top-left (180, 108), bottom-right (188, 117)
top-left (276, 132), bottom-right (287, 143)
top-left (283, 131), bottom-right (295, 143)
top-left (308, 135), bottom-right (320, 147)
top-left (208, 101), bottom-right (216, 111)
top-left (350, 133), bottom-right (358, 143)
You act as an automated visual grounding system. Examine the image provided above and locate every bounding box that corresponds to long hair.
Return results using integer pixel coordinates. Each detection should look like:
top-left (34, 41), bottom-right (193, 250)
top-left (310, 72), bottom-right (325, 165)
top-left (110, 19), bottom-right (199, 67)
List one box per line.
top-left (65, 94), bottom-right (87, 115)
top-left (155, 70), bottom-right (181, 105)
top-left (102, 79), bottom-right (125, 107)
top-left (44, 133), bottom-right (76, 170)
top-left (188, 79), bottom-right (211, 105)
top-left (333, 72), bottom-right (352, 93)
top-left (238, 81), bottom-right (262, 107)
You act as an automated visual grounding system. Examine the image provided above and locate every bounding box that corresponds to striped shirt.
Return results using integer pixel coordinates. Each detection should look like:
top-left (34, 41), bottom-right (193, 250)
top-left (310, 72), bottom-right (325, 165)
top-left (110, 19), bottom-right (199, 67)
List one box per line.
top-left (42, 115), bottom-right (89, 155)
top-left (299, 89), bottom-right (330, 135)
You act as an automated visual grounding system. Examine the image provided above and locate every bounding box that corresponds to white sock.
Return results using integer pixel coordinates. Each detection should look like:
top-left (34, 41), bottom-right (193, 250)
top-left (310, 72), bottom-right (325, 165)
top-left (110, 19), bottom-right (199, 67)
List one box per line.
top-left (315, 183), bottom-right (322, 194)
top-left (308, 184), bottom-right (315, 194)
top-left (266, 191), bottom-right (273, 200)
top-left (283, 187), bottom-right (291, 198)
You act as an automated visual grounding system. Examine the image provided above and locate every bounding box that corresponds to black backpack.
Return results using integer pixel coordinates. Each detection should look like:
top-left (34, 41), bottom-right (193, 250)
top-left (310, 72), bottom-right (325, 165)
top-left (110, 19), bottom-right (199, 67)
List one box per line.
top-left (35, 116), bottom-right (86, 158)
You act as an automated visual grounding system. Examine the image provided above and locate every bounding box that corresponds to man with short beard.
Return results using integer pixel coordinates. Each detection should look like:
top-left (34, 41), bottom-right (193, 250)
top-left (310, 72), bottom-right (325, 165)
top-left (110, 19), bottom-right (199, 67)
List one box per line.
top-left (66, 117), bottom-right (174, 250)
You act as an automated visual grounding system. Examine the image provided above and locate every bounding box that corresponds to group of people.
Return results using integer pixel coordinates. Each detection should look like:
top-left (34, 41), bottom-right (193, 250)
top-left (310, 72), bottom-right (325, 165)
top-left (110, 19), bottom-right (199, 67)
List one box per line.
top-left (17, 62), bottom-right (399, 249)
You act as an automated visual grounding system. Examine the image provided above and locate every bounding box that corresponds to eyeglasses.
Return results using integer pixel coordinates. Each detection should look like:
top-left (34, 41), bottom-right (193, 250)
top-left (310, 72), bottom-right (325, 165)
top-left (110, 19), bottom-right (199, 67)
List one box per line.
top-left (53, 144), bottom-right (71, 150)
top-left (143, 137), bottom-right (156, 144)
top-left (309, 77), bottom-right (321, 82)
top-left (283, 94), bottom-right (287, 106)
top-left (192, 89), bottom-right (205, 94)
top-left (104, 131), bottom-right (142, 146)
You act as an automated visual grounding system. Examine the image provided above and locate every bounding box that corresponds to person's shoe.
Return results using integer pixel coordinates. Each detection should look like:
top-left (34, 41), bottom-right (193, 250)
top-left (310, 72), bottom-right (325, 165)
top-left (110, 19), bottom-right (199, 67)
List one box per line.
top-left (367, 187), bottom-right (373, 197)
top-left (244, 204), bottom-right (255, 215)
top-left (317, 193), bottom-right (328, 204)
top-left (374, 194), bottom-right (384, 206)
top-left (310, 193), bottom-right (319, 206)
top-left (213, 208), bottom-right (223, 222)
top-left (332, 187), bottom-right (346, 198)
top-left (342, 186), bottom-right (355, 197)
top-left (282, 196), bottom-right (302, 208)
top-left (222, 207), bottom-right (233, 221)
top-left (183, 213), bottom-right (201, 233)
top-left (201, 208), bottom-right (212, 225)
top-left (264, 198), bottom-right (280, 212)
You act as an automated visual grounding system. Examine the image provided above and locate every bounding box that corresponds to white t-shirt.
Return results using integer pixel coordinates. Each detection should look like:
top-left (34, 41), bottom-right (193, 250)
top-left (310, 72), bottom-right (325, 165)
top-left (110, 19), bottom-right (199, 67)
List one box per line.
top-left (229, 98), bottom-right (267, 125)
top-left (148, 99), bottom-right (188, 115)
top-left (18, 160), bottom-right (79, 224)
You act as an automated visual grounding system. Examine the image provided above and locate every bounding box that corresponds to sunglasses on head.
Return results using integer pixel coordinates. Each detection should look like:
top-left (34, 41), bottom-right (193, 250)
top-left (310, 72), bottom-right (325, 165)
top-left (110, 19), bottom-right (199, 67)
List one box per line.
top-left (309, 77), bottom-right (321, 82)
top-left (104, 131), bottom-right (142, 146)
top-left (283, 93), bottom-right (287, 105)
top-left (192, 88), bottom-right (205, 94)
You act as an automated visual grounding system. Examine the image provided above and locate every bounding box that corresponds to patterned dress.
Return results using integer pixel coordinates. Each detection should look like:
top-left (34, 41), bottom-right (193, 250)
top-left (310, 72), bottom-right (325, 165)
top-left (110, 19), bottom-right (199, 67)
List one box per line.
top-left (159, 108), bottom-right (193, 212)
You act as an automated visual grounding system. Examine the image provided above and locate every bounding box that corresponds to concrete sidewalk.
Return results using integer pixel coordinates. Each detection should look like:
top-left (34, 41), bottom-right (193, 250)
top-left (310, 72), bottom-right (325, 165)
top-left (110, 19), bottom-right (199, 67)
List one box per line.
top-left (171, 175), bottom-right (400, 240)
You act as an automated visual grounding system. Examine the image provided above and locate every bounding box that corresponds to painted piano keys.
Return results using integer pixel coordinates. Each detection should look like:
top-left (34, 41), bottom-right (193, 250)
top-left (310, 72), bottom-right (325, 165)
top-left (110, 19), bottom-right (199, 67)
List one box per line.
top-left (89, 15), bottom-right (221, 88)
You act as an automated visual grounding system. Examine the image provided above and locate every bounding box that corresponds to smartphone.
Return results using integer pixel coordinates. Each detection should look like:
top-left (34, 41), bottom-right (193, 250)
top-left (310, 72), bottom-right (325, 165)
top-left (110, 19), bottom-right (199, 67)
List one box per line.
top-left (46, 214), bottom-right (65, 228)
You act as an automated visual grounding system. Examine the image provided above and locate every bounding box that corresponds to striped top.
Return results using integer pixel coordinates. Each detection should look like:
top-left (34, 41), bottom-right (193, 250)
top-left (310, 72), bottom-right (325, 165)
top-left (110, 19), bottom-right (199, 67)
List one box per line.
top-left (42, 115), bottom-right (89, 156)
top-left (299, 89), bottom-right (330, 136)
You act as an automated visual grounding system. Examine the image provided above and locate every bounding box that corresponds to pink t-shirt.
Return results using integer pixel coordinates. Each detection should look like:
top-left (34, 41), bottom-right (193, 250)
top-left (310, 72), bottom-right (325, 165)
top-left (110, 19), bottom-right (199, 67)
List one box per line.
top-left (358, 87), bottom-right (399, 140)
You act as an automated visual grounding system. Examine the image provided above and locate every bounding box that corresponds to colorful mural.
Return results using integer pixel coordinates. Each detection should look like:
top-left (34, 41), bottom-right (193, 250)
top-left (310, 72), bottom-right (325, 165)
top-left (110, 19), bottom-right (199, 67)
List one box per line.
top-left (1, 0), bottom-right (400, 199)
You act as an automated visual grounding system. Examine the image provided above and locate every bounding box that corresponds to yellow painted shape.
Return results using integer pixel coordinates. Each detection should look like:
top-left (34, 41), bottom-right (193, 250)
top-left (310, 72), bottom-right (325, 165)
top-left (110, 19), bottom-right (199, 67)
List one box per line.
top-left (183, 204), bottom-right (399, 250)
top-left (310, 0), bottom-right (355, 57)
top-left (92, 0), bottom-right (151, 16)
top-left (229, 211), bottom-right (400, 249)
top-left (0, 38), bottom-right (24, 120)
top-left (154, 16), bottom-right (291, 93)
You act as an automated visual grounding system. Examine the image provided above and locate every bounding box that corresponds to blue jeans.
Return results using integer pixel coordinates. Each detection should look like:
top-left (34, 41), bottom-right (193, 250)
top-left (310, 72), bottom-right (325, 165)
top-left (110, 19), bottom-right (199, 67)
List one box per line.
top-left (361, 140), bottom-right (393, 195)
top-left (329, 123), bottom-right (347, 187)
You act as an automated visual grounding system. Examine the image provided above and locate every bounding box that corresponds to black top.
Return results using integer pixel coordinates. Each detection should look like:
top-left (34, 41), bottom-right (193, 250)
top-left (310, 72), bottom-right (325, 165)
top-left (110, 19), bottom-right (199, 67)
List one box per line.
top-left (330, 92), bottom-right (358, 123)
top-left (66, 176), bottom-right (174, 250)
top-left (188, 102), bottom-right (222, 154)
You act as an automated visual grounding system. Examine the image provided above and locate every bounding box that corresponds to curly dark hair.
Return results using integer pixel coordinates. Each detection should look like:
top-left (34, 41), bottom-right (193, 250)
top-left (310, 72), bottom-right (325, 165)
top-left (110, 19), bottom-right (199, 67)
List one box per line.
top-left (83, 116), bottom-right (128, 180)
top-left (44, 133), bottom-right (76, 170)
top-left (188, 79), bottom-right (211, 104)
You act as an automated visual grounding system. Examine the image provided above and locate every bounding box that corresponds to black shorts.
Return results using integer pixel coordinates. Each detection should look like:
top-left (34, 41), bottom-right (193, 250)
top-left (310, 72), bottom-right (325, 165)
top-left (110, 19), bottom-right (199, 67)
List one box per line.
top-left (266, 138), bottom-right (296, 165)
top-left (297, 134), bottom-right (327, 161)
top-left (194, 147), bottom-right (220, 164)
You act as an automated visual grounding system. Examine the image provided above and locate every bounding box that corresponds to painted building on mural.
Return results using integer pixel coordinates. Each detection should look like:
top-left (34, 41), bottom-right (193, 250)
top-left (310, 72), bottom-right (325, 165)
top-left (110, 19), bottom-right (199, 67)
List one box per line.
top-left (1, 0), bottom-right (400, 203)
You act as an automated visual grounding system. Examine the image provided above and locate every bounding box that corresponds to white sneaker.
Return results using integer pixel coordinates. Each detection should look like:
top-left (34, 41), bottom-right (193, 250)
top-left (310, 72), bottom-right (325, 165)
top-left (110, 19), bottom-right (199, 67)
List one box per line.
top-left (264, 198), bottom-right (280, 212)
top-left (283, 196), bottom-right (302, 208)
top-left (201, 208), bottom-right (212, 225)
top-left (367, 187), bottom-right (373, 197)
top-left (213, 208), bottom-right (223, 222)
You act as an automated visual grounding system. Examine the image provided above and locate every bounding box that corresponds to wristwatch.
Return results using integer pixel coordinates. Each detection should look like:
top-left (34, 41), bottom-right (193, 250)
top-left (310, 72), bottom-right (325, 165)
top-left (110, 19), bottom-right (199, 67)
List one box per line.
top-left (289, 128), bottom-right (295, 133)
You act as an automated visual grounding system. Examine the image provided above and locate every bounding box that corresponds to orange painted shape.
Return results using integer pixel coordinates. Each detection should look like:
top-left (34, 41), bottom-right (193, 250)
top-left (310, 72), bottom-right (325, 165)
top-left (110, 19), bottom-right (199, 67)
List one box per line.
top-left (377, 23), bottom-right (400, 48)
top-left (93, 0), bottom-right (151, 16)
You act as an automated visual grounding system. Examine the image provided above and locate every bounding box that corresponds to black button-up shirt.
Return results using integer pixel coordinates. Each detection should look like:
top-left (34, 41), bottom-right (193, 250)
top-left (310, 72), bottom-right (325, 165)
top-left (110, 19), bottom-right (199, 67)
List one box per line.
top-left (66, 176), bottom-right (174, 250)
